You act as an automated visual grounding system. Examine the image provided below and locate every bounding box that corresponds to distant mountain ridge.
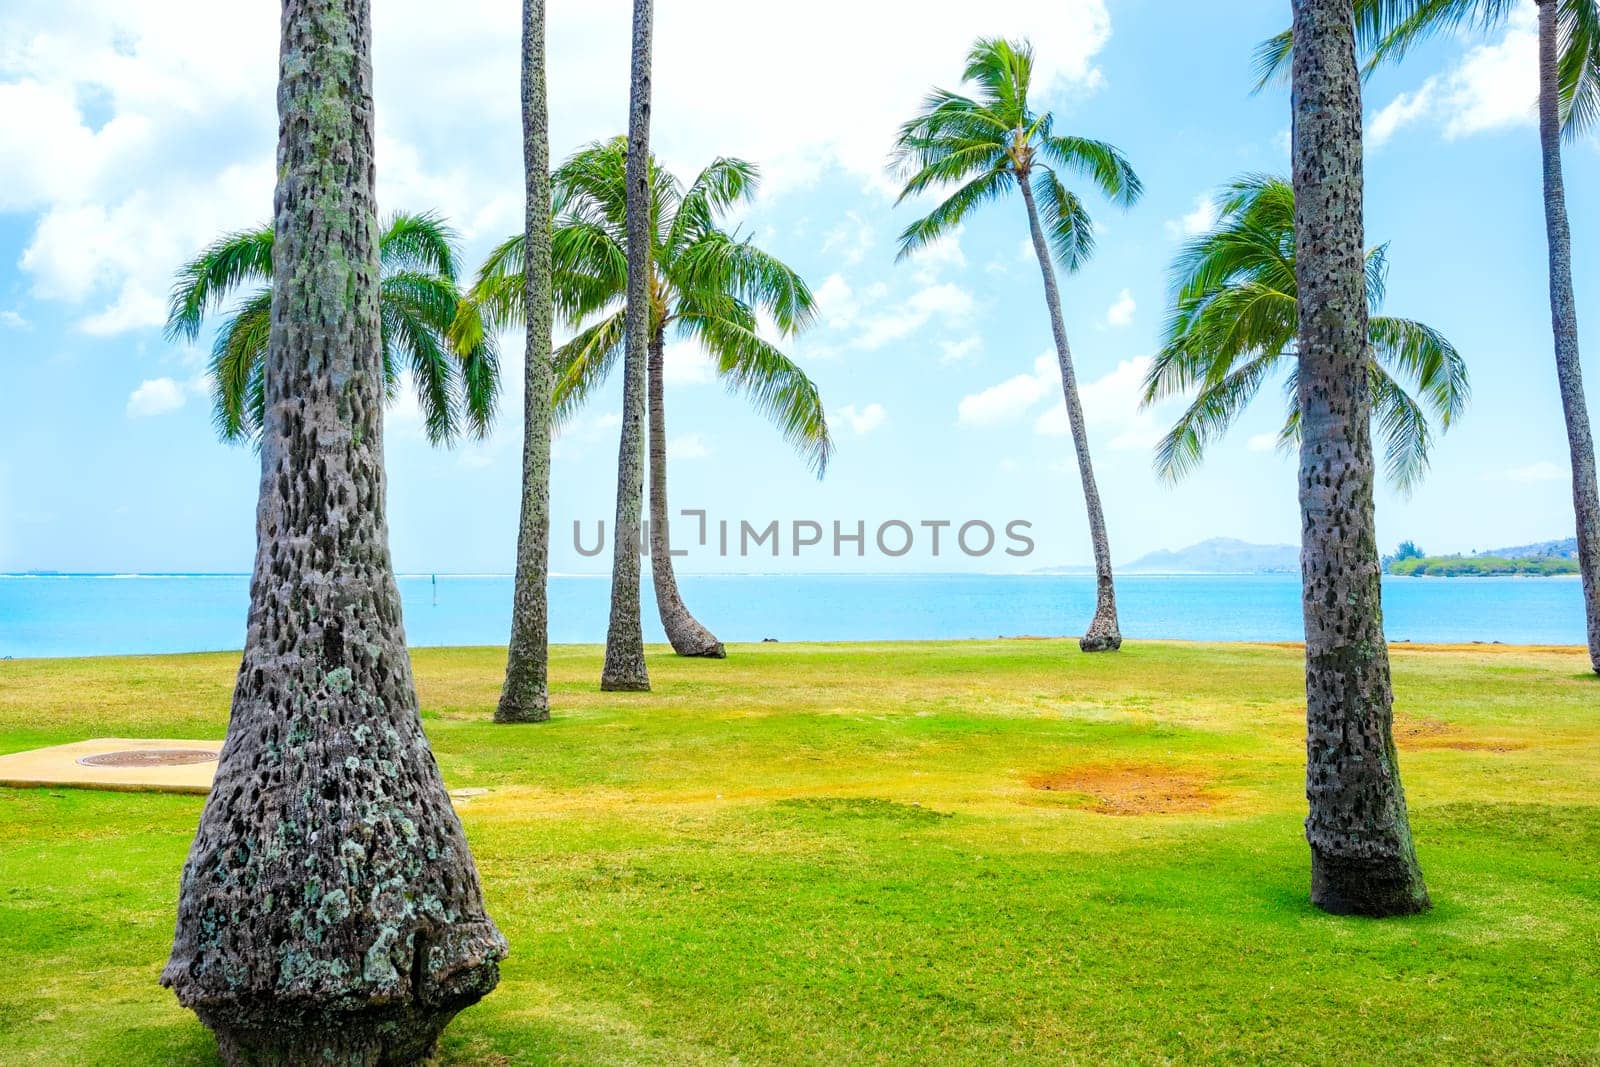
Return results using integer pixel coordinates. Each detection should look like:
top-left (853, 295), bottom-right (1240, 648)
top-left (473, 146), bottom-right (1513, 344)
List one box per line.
top-left (1481, 537), bottom-right (1578, 560)
top-left (1123, 538), bottom-right (1299, 574)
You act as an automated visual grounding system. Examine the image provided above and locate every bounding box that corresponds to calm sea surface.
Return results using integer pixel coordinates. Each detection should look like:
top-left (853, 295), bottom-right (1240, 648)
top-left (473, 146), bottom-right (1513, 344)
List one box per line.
top-left (0, 572), bottom-right (1587, 659)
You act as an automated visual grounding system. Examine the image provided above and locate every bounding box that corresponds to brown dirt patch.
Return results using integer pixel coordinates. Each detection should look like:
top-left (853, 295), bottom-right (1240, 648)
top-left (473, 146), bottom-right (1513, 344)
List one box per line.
top-left (1025, 763), bottom-right (1220, 815)
top-left (1397, 717), bottom-right (1527, 752)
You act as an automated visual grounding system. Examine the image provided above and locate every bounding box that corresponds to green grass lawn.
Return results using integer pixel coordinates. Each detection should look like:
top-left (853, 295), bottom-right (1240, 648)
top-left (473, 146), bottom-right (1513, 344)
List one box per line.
top-left (1, 640), bottom-right (1597, 1065)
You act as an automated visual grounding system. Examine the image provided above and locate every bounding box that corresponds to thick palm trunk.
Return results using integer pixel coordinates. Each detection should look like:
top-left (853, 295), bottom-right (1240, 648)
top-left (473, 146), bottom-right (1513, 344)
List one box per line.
top-left (600, 0), bottom-right (653, 692)
top-left (1016, 171), bottom-right (1121, 652)
top-left (161, 1), bottom-right (507, 1060)
top-left (498, 0), bottom-right (555, 722)
top-left (1536, 0), bottom-right (1600, 674)
top-left (1290, 0), bottom-right (1428, 917)
top-left (647, 326), bottom-right (725, 657)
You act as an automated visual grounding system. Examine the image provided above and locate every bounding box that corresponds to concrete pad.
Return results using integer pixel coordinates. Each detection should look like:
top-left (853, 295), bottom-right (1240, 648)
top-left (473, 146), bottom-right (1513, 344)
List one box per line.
top-left (0, 738), bottom-right (221, 795)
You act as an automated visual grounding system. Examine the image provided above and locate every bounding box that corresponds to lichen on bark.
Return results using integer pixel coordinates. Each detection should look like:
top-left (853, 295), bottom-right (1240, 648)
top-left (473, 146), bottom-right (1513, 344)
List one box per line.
top-left (161, 1), bottom-right (507, 1060)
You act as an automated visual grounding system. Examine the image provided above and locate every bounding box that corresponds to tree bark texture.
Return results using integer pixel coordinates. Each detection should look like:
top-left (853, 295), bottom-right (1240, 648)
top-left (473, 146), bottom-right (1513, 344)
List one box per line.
top-left (1017, 170), bottom-right (1122, 652)
top-left (1291, 0), bottom-right (1429, 917)
top-left (600, 0), bottom-right (653, 691)
top-left (497, 0), bottom-right (556, 722)
top-left (161, 2), bottom-right (507, 1061)
top-left (647, 327), bottom-right (725, 657)
top-left (1536, 0), bottom-right (1600, 674)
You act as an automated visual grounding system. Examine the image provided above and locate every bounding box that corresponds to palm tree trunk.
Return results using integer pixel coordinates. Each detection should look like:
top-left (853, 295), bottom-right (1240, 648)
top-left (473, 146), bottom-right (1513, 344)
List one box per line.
top-left (600, 0), bottom-right (653, 692)
top-left (161, 1), bottom-right (507, 1059)
top-left (1290, 0), bottom-right (1428, 917)
top-left (1536, 0), bottom-right (1600, 674)
top-left (498, 0), bottom-right (555, 722)
top-left (647, 325), bottom-right (725, 657)
top-left (1016, 170), bottom-right (1121, 652)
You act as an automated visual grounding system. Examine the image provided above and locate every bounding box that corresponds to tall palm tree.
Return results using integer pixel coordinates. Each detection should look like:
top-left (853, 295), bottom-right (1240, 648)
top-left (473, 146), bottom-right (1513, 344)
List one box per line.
top-left (1289, 0), bottom-right (1429, 917)
top-left (494, 0), bottom-right (555, 723)
top-left (600, 0), bottom-right (655, 691)
top-left (1144, 174), bottom-right (1469, 492)
top-left (891, 37), bottom-right (1141, 652)
top-left (161, 0), bottom-right (506, 1059)
top-left (1260, 0), bottom-right (1600, 673)
top-left (471, 141), bottom-right (829, 659)
top-left (167, 212), bottom-right (498, 446)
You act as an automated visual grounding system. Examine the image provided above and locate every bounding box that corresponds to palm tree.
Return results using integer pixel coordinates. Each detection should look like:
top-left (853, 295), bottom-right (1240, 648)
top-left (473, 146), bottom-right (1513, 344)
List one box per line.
top-left (167, 212), bottom-right (498, 446)
top-left (595, 0), bottom-right (656, 691)
top-left (471, 141), bottom-right (829, 659)
top-left (1288, 0), bottom-right (1429, 917)
top-left (494, 0), bottom-right (556, 723)
top-left (1144, 174), bottom-right (1469, 492)
top-left (890, 37), bottom-right (1141, 653)
top-left (1260, 0), bottom-right (1600, 673)
top-left (161, 0), bottom-right (506, 1059)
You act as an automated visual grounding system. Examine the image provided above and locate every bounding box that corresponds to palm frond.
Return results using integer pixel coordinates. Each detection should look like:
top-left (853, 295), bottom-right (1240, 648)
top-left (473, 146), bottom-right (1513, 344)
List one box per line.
top-left (552, 307), bottom-right (628, 427)
top-left (378, 211), bottom-right (460, 281)
top-left (1152, 353), bottom-right (1282, 482)
top-left (896, 168), bottom-right (1011, 261)
top-left (1037, 135), bottom-right (1143, 207)
top-left (166, 226), bottom-right (274, 342)
top-left (681, 307), bottom-right (833, 476)
top-left (208, 287), bottom-right (272, 443)
top-left (1032, 167), bottom-right (1096, 272)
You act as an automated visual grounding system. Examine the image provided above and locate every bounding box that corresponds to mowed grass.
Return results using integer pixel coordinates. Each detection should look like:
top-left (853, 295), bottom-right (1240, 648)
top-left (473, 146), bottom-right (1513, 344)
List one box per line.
top-left (1, 639), bottom-right (1597, 1065)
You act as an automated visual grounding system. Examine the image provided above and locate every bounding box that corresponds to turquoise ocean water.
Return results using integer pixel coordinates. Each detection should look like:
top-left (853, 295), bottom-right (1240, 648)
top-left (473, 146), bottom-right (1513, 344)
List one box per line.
top-left (0, 572), bottom-right (1587, 658)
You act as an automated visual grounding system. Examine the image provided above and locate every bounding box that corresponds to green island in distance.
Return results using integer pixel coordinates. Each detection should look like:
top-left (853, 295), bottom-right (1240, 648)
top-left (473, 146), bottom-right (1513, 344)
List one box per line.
top-left (1385, 538), bottom-right (1582, 577)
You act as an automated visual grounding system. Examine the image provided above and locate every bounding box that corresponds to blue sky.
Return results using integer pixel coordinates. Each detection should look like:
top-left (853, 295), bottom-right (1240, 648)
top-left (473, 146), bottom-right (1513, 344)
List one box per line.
top-left (0, 0), bottom-right (1594, 574)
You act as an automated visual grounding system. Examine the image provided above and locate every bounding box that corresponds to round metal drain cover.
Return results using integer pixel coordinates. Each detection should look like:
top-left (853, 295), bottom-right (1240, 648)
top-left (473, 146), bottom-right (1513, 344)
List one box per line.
top-left (77, 748), bottom-right (219, 768)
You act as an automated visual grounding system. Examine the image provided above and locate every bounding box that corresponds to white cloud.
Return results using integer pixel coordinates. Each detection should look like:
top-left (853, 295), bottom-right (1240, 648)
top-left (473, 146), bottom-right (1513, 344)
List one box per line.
top-left (1366, 3), bottom-right (1538, 147)
top-left (958, 354), bottom-right (1057, 426)
top-left (0, 0), bottom-right (1112, 333)
top-left (821, 212), bottom-right (875, 266)
top-left (852, 282), bottom-right (975, 350)
top-left (1034, 356), bottom-right (1162, 450)
top-left (669, 432), bottom-right (712, 459)
top-left (963, 351), bottom-right (1163, 452)
top-left (1247, 432), bottom-right (1279, 453)
top-left (663, 342), bottom-right (713, 386)
top-left (939, 335), bottom-right (982, 365)
top-left (907, 224), bottom-right (966, 282)
top-left (834, 402), bottom-right (887, 436)
top-left (1104, 288), bottom-right (1136, 328)
top-left (1490, 460), bottom-right (1567, 483)
top-left (0, 310), bottom-right (28, 329)
top-left (1165, 194), bottom-right (1218, 238)
top-left (126, 377), bottom-right (188, 418)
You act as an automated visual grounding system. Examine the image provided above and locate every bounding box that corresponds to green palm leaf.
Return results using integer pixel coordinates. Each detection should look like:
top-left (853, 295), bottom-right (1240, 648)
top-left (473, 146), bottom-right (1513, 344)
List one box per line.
top-left (1148, 175), bottom-right (1467, 491)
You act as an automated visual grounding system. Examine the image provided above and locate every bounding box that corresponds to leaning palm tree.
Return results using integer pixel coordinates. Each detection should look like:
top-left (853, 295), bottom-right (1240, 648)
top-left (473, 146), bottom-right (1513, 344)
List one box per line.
top-left (1144, 174), bottom-right (1468, 493)
top-left (1287, 0), bottom-right (1429, 917)
top-left (167, 211), bottom-right (498, 446)
top-left (891, 37), bottom-right (1141, 652)
top-left (161, 0), bottom-right (506, 1059)
top-left (1260, 0), bottom-right (1600, 672)
top-left (472, 140), bottom-right (829, 659)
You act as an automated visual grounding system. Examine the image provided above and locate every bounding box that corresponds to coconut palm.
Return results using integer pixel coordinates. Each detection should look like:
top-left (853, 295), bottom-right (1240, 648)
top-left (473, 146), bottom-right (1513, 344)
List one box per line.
top-left (1144, 174), bottom-right (1468, 493)
top-left (494, 0), bottom-right (556, 724)
top-left (471, 139), bottom-right (829, 659)
top-left (597, 0), bottom-right (656, 691)
top-left (166, 211), bottom-right (498, 447)
top-left (890, 37), bottom-right (1141, 652)
top-left (161, 0), bottom-right (506, 1058)
top-left (1287, 0), bottom-right (1429, 917)
top-left (1260, 0), bottom-right (1600, 673)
